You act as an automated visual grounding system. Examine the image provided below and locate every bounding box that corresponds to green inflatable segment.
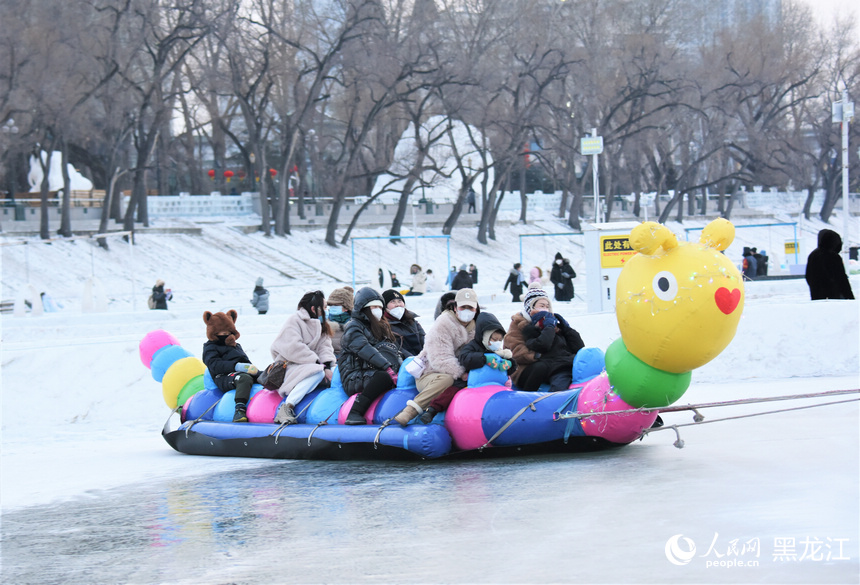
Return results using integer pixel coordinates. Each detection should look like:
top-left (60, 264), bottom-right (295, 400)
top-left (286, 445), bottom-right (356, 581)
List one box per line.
top-left (176, 374), bottom-right (204, 407)
top-left (605, 338), bottom-right (691, 408)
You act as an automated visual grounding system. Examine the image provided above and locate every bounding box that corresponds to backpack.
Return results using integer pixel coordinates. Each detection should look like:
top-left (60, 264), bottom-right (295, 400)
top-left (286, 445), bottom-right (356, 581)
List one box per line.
top-left (147, 294), bottom-right (156, 309)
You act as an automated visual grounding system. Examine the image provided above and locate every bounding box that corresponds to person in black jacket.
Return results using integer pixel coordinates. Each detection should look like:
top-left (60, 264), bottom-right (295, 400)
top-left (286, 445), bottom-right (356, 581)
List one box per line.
top-left (504, 263), bottom-right (527, 302)
top-left (505, 288), bottom-right (584, 392)
top-left (451, 264), bottom-right (473, 290)
top-left (550, 254), bottom-right (575, 301)
top-left (337, 287), bottom-right (402, 425)
top-left (806, 229), bottom-right (855, 300)
top-left (382, 289), bottom-right (426, 358)
top-left (416, 312), bottom-right (517, 424)
top-left (151, 279), bottom-right (172, 310)
top-left (201, 310), bottom-right (260, 422)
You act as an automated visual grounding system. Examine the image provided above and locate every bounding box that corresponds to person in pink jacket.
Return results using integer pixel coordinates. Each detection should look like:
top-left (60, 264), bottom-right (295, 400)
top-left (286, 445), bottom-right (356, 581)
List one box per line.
top-left (270, 290), bottom-right (336, 424)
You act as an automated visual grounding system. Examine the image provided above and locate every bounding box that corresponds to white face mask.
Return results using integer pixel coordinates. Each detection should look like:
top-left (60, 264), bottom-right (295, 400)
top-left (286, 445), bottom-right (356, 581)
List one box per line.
top-left (457, 309), bottom-right (476, 322)
top-left (388, 307), bottom-right (405, 320)
top-left (556, 259), bottom-right (563, 265)
top-left (370, 307), bottom-right (383, 320)
top-left (488, 340), bottom-right (503, 352)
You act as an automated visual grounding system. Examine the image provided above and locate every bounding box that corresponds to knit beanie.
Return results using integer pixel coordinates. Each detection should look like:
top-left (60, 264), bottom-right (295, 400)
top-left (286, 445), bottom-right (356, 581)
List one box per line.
top-left (327, 286), bottom-right (355, 311)
top-left (255, 277), bottom-right (264, 287)
top-left (554, 252), bottom-right (563, 261)
top-left (382, 289), bottom-right (405, 307)
top-left (459, 263), bottom-right (468, 271)
top-left (522, 288), bottom-right (551, 317)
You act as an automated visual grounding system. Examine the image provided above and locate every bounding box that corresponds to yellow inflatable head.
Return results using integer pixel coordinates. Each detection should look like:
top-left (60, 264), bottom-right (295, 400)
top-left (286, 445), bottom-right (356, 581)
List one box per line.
top-left (615, 219), bottom-right (744, 373)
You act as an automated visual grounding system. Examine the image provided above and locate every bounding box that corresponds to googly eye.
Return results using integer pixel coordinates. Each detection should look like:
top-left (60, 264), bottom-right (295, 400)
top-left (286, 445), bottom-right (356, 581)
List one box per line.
top-left (652, 271), bottom-right (678, 301)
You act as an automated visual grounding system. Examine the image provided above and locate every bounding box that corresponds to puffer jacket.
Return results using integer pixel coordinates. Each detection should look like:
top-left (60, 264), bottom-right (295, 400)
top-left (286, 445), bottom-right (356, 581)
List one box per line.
top-left (504, 311), bottom-right (584, 385)
top-left (419, 309), bottom-right (476, 379)
top-left (337, 288), bottom-right (402, 394)
top-left (270, 308), bottom-right (336, 397)
top-left (387, 309), bottom-right (426, 358)
top-left (806, 229), bottom-right (855, 300)
top-left (202, 340), bottom-right (252, 392)
top-left (457, 312), bottom-right (517, 375)
top-left (251, 286), bottom-right (270, 312)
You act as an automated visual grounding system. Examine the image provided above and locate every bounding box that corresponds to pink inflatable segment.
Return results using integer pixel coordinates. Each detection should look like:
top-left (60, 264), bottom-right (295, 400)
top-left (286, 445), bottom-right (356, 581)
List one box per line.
top-left (139, 329), bottom-right (180, 368)
top-left (445, 385), bottom-right (505, 451)
top-left (248, 389), bottom-right (284, 423)
top-left (337, 394), bottom-right (383, 424)
top-left (577, 373), bottom-right (658, 444)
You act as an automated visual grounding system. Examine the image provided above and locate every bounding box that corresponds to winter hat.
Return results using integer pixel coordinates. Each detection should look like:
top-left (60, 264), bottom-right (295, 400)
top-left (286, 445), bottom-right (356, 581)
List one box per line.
top-left (382, 289), bottom-right (405, 307)
top-left (203, 310), bottom-right (240, 346)
top-left (459, 263), bottom-right (468, 271)
top-left (455, 288), bottom-right (478, 308)
top-left (554, 252), bottom-right (563, 261)
top-left (327, 286), bottom-right (355, 311)
top-left (155, 279), bottom-right (165, 287)
top-left (255, 277), bottom-right (264, 287)
top-left (522, 288), bottom-right (551, 317)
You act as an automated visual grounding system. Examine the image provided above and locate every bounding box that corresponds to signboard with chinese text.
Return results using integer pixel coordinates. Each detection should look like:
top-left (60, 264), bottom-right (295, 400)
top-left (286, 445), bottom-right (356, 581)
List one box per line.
top-left (600, 235), bottom-right (636, 268)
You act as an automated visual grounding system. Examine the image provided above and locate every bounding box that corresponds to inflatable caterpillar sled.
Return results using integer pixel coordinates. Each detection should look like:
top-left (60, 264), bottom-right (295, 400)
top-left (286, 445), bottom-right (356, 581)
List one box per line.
top-left (146, 219), bottom-right (744, 461)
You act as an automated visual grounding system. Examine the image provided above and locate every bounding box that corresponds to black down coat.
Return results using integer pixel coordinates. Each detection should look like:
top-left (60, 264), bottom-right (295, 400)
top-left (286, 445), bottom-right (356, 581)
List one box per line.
top-left (202, 340), bottom-right (253, 392)
top-left (805, 229), bottom-right (855, 300)
top-left (337, 288), bottom-right (403, 395)
top-left (387, 309), bottom-right (426, 358)
top-left (457, 312), bottom-right (517, 376)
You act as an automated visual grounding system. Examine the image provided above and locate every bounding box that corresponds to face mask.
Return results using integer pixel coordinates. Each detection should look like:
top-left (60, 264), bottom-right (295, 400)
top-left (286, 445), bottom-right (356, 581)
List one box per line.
top-left (457, 309), bottom-right (476, 322)
top-left (370, 307), bottom-right (383, 320)
top-left (388, 307), bottom-right (405, 320)
top-left (328, 306), bottom-right (343, 316)
top-left (488, 340), bottom-right (503, 352)
top-left (318, 316), bottom-right (325, 323)
top-left (556, 259), bottom-right (563, 265)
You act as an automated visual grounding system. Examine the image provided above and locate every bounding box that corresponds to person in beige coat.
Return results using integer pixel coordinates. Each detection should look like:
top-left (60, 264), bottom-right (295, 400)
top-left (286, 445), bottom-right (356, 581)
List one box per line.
top-left (394, 288), bottom-right (479, 425)
top-left (326, 286), bottom-right (354, 356)
top-left (271, 290), bottom-right (336, 424)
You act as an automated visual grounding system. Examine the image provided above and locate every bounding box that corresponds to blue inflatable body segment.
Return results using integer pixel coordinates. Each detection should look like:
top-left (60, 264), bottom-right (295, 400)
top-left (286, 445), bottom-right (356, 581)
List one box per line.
top-left (184, 388), bottom-right (224, 421)
top-left (182, 421), bottom-right (453, 458)
top-left (293, 388), bottom-right (324, 423)
top-left (305, 386), bottom-right (349, 424)
top-left (213, 386), bottom-right (264, 421)
top-left (371, 387), bottom-right (418, 423)
top-left (203, 368), bottom-right (217, 390)
top-left (467, 363), bottom-right (508, 387)
top-left (480, 389), bottom-right (585, 446)
top-left (572, 347), bottom-right (606, 384)
top-left (396, 357), bottom-right (419, 390)
top-left (151, 345), bottom-right (193, 382)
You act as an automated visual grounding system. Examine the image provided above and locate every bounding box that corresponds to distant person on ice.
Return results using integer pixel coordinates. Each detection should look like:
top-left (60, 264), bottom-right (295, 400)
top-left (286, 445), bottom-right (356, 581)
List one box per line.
top-left (406, 263), bottom-right (426, 296)
top-left (504, 263), bottom-right (527, 302)
top-left (150, 279), bottom-right (172, 310)
top-left (451, 264), bottom-right (473, 290)
top-left (805, 229), bottom-right (855, 300)
top-left (250, 277), bottom-right (270, 314)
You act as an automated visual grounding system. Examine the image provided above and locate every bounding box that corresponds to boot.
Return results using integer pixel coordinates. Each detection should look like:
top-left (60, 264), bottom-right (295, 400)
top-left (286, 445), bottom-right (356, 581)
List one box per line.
top-left (419, 406), bottom-right (438, 424)
top-left (394, 400), bottom-right (423, 426)
top-left (233, 403), bottom-right (248, 423)
top-left (345, 394), bottom-right (371, 425)
top-left (275, 403), bottom-right (297, 425)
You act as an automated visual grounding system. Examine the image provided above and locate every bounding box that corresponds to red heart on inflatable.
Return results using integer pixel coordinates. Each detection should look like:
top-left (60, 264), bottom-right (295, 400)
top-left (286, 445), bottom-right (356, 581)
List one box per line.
top-left (714, 287), bottom-right (740, 314)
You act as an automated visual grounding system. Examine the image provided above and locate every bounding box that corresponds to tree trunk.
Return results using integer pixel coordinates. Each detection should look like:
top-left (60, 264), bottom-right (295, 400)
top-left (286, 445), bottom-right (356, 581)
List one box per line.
top-left (518, 164), bottom-right (527, 223)
top-left (58, 139), bottom-right (72, 237)
top-left (802, 186), bottom-right (815, 220)
top-left (38, 150), bottom-right (53, 240)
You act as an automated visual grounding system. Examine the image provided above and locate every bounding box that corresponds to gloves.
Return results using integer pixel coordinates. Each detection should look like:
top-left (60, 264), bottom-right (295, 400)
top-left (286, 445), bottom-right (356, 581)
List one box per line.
top-left (499, 359), bottom-right (512, 371)
top-left (386, 366), bottom-right (399, 385)
top-left (235, 363), bottom-right (259, 375)
top-left (486, 354), bottom-right (503, 369)
top-left (531, 310), bottom-right (552, 324)
top-left (543, 314), bottom-right (558, 329)
top-left (495, 348), bottom-right (513, 360)
top-left (556, 282), bottom-right (563, 288)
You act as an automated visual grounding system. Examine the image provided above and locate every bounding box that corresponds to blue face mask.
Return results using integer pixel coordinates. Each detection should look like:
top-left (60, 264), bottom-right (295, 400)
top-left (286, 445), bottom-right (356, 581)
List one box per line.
top-left (318, 315), bottom-right (325, 323)
top-left (328, 306), bottom-right (344, 316)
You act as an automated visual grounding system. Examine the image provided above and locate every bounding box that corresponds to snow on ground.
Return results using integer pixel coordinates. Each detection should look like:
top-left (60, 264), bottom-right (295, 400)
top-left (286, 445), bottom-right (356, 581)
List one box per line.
top-left (1, 213), bottom-right (858, 513)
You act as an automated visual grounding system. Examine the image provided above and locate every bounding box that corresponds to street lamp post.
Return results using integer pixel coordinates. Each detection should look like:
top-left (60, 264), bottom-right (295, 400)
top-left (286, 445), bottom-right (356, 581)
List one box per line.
top-left (833, 90), bottom-right (854, 260)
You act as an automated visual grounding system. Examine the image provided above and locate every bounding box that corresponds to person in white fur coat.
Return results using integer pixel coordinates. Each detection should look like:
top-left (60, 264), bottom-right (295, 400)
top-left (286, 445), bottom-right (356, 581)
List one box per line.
top-left (393, 288), bottom-right (479, 425)
top-left (270, 290), bottom-right (336, 424)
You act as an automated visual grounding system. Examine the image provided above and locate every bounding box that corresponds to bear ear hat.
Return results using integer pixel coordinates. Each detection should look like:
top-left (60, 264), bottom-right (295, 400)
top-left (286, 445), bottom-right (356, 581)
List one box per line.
top-left (226, 309), bottom-right (238, 323)
top-left (203, 311), bottom-right (213, 323)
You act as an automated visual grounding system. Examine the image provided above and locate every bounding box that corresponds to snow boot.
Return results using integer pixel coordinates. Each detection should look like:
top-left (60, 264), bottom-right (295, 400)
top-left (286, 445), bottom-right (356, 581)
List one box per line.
top-left (233, 403), bottom-right (248, 423)
top-left (345, 394), bottom-right (371, 425)
top-left (418, 406), bottom-right (438, 424)
top-left (275, 403), bottom-right (297, 425)
top-left (394, 400), bottom-right (423, 426)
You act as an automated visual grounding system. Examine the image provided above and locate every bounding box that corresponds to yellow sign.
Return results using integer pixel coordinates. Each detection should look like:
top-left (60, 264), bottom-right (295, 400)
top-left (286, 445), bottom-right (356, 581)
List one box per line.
top-left (785, 240), bottom-right (797, 255)
top-left (600, 235), bottom-right (636, 268)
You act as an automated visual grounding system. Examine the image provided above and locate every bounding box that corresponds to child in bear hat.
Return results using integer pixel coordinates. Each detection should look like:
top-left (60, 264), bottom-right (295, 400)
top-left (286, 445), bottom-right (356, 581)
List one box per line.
top-left (202, 310), bottom-right (260, 422)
